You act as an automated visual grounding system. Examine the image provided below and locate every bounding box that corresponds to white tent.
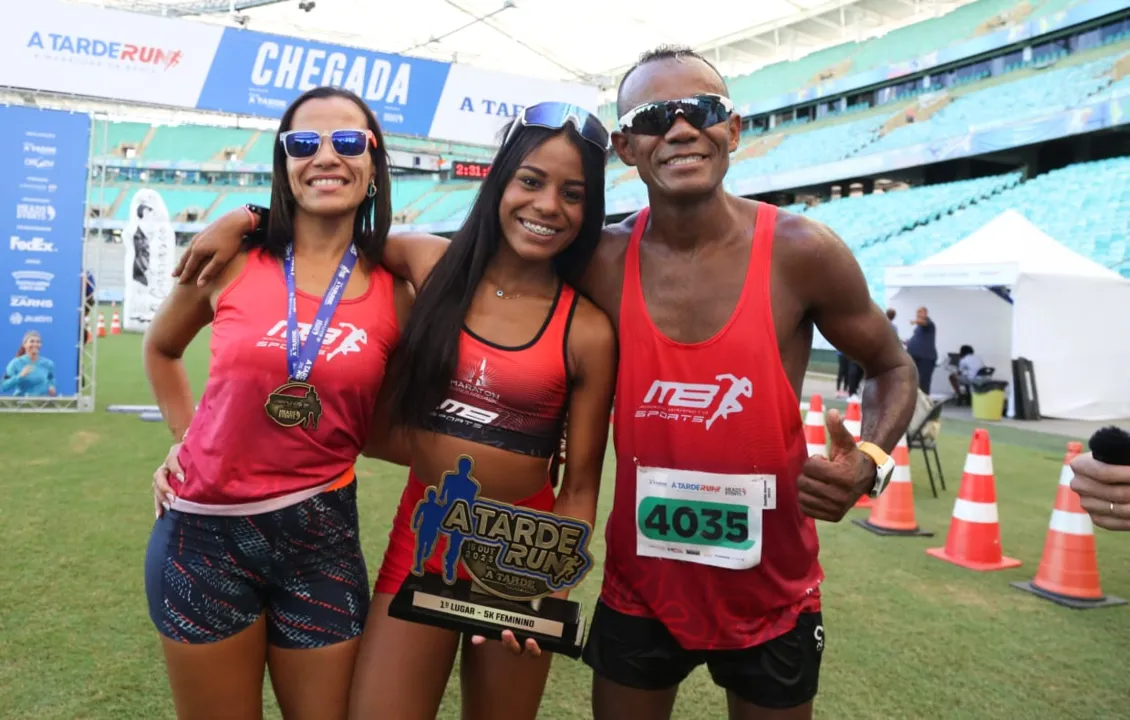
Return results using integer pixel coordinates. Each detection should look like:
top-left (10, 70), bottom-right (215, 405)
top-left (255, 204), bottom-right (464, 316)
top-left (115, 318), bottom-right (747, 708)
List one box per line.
top-left (884, 209), bottom-right (1130, 422)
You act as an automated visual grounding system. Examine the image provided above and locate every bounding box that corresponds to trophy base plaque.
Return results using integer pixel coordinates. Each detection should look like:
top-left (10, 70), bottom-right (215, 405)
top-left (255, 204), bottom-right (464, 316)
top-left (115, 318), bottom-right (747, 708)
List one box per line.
top-left (388, 573), bottom-right (587, 659)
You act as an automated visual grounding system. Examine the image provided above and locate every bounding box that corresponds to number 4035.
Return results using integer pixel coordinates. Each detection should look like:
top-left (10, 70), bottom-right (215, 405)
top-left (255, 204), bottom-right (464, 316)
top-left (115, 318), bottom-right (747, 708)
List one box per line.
top-left (643, 504), bottom-right (749, 543)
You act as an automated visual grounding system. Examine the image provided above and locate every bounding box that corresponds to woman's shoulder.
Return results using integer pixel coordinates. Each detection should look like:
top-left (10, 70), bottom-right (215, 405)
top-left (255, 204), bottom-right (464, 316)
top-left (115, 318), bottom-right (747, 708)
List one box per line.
top-left (566, 290), bottom-right (615, 353)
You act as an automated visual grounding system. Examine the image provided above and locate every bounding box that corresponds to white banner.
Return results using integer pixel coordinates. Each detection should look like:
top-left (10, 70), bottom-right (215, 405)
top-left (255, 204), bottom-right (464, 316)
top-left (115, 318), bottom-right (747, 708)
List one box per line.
top-left (122, 189), bottom-right (176, 333)
top-left (0, 0), bottom-right (600, 147)
top-left (0, 0), bottom-right (223, 108)
top-left (428, 63), bottom-right (601, 146)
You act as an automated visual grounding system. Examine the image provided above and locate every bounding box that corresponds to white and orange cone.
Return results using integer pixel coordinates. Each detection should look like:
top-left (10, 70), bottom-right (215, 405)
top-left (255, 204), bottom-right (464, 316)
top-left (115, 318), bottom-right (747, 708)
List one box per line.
top-left (927, 429), bottom-right (1021, 571)
top-left (110, 308), bottom-right (121, 335)
top-left (96, 312), bottom-right (106, 338)
top-left (1011, 442), bottom-right (1126, 609)
top-left (805, 395), bottom-right (826, 458)
top-left (854, 434), bottom-right (933, 537)
top-left (844, 400), bottom-right (872, 510)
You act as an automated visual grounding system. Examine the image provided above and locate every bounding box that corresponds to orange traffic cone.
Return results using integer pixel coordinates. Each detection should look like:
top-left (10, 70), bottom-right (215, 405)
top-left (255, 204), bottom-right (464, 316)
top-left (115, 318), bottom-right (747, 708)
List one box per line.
top-left (854, 434), bottom-right (933, 537)
top-left (845, 400), bottom-right (872, 510)
top-left (927, 429), bottom-right (1020, 571)
top-left (110, 303), bottom-right (121, 334)
top-left (1011, 442), bottom-right (1126, 609)
top-left (805, 395), bottom-right (826, 458)
top-left (96, 312), bottom-right (106, 338)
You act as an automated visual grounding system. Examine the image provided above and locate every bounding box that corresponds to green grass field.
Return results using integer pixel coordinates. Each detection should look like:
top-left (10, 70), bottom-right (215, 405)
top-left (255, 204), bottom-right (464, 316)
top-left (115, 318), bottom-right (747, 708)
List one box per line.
top-left (2, 331), bottom-right (1128, 719)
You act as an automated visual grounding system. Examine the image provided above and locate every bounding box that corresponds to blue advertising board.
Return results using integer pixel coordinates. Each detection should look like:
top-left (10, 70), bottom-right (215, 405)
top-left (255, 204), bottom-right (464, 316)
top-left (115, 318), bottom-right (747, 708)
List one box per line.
top-left (0, 106), bottom-right (90, 398)
top-left (195, 28), bottom-right (456, 137)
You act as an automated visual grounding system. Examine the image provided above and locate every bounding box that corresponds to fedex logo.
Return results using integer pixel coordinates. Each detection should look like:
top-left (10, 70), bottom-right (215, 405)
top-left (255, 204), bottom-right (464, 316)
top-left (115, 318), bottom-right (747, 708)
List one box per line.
top-left (250, 42), bottom-right (410, 105)
top-left (27, 32), bottom-right (182, 70)
top-left (10, 236), bottom-right (55, 253)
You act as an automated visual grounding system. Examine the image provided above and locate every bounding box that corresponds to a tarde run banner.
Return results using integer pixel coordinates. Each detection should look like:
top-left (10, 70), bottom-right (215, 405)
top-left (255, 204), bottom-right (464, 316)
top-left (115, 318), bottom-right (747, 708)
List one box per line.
top-left (0, 0), bottom-right (600, 147)
top-left (0, 105), bottom-right (90, 399)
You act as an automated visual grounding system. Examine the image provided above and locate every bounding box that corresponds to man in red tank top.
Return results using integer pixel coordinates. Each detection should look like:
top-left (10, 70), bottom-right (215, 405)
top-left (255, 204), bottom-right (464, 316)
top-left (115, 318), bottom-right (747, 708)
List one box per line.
top-left (571, 47), bottom-right (919, 719)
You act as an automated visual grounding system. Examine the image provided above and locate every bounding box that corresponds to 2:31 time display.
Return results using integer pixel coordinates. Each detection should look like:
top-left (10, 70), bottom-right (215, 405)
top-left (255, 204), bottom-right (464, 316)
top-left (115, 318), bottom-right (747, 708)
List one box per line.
top-left (452, 161), bottom-right (492, 180)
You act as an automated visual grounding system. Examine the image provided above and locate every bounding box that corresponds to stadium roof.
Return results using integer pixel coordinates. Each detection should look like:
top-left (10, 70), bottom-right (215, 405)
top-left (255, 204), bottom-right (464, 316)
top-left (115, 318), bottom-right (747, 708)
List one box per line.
top-left (74, 0), bottom-right (976, 93)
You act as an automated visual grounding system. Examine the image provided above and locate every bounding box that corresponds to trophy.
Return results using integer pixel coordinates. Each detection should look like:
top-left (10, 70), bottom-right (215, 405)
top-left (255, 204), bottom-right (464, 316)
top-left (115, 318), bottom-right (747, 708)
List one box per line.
top-left (388, 455), bottom-right (595, 658)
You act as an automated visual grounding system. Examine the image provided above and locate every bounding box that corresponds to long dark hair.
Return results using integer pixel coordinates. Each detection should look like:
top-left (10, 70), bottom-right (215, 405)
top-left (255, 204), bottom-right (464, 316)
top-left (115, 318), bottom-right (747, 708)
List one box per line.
top-left (246, 86), bottom-right (392, 266)
top-left (387, 122), bottom-right (607, 430)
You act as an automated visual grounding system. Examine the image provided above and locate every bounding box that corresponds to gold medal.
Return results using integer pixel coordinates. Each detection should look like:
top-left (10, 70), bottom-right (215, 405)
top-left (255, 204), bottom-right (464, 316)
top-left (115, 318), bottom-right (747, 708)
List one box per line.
top-left (264, 381), bottom-right (323, 429)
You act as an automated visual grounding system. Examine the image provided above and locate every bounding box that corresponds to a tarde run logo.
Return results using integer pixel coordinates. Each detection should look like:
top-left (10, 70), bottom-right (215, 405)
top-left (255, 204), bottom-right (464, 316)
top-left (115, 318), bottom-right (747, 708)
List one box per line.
top-left (26, 31), bottom-right (182, 71)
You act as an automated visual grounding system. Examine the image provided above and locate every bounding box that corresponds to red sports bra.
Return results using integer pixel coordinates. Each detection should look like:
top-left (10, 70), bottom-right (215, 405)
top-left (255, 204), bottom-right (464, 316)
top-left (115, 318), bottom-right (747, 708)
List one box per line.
top-left (424, 283), bottom-right (579, 458)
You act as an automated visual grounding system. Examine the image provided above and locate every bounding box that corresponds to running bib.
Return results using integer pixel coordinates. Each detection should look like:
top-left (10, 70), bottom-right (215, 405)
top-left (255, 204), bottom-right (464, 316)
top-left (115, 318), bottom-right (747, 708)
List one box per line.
top-left (635, 466), bottom-right (776, 571)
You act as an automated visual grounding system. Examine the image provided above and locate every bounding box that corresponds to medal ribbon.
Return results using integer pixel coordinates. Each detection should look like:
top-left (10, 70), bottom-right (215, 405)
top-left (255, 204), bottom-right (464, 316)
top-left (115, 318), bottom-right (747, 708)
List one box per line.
top-left (284, 242), bottom-right (358, 383)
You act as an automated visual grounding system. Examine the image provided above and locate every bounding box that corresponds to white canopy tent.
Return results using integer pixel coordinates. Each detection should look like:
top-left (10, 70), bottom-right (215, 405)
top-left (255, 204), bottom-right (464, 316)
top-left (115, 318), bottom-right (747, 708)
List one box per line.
top-left (884, 210), bottom-right (1130, 422)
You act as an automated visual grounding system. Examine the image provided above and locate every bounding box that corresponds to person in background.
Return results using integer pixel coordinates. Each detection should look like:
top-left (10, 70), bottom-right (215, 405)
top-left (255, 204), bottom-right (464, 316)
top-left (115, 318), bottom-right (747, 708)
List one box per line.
top-left (835, 351), bottom-right (851, 398)
top-left (845, 357), bottom-right (864, 399)
top-left (948, 344), bottom-right (983, 396)
top-left (2, 331), bottom-right (56, 397)
top-left (906, 306), bottom-right (937, 394)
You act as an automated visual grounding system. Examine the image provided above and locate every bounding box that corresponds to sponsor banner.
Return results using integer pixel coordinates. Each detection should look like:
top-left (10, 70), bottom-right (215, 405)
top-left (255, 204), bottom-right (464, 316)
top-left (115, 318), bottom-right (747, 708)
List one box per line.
top-left (0, 0), bottom-right (222, 108)
top-left (121, 189), bottom-right (176, 333)
top-left (0, 105), bottom-right (89, 398)
top-left (0, 0), bottom-right (598, 146)
top-left (195, 28), bottom-right (599, 144)
top-left (428, 62), bottom-right (600, 148)
top-left (196, 27), bottom-right (453, 137)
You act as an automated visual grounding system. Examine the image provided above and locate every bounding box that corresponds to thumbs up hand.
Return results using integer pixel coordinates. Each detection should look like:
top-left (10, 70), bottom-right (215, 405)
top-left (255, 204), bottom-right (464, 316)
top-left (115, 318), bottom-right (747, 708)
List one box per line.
top-left (797, 409), bottom-right (877, 522)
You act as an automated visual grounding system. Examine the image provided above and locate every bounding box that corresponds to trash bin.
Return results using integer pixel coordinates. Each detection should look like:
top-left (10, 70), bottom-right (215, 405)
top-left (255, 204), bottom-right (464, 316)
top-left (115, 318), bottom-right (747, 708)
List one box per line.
top-left (971, 379), bottom-right (1009, 421)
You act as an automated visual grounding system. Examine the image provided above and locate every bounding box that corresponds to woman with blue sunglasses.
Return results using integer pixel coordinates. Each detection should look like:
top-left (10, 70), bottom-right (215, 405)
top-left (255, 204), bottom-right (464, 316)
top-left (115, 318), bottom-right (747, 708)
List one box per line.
top-left (165, 101), bottom-right (616, 718)
top-left (143, 86), bottom-right (414, 720)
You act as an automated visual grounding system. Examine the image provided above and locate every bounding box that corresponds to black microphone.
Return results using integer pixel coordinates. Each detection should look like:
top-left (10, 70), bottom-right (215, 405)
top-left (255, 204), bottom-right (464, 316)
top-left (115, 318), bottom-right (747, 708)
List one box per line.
top-left (1088, 426), bottom-right (1130, 467)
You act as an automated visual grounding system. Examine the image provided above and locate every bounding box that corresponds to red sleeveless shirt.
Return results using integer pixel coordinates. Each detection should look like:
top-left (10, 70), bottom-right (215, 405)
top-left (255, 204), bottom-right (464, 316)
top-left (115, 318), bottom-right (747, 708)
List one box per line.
top-left (600, 202), bottom-right (823, 651)
top-left (422, 283), bottom-right (578, 459)
top-left (175, 248), bottom-right (400, 510)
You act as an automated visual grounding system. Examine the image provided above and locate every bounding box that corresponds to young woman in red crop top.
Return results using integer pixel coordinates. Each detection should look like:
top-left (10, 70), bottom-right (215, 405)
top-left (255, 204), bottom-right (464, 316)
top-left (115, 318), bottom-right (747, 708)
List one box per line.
top-left (354, 106), bottom-right (616, 720)
top-left (142, 87), bottom-right (412, 720)
top-left (165, 103), bottom-right (618, 720)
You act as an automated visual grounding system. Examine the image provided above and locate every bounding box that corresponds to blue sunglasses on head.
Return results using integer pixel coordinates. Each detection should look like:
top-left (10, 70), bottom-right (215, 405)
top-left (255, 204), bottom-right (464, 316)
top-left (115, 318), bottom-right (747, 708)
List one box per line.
top-left (504, 102), bottom-right (610, 151)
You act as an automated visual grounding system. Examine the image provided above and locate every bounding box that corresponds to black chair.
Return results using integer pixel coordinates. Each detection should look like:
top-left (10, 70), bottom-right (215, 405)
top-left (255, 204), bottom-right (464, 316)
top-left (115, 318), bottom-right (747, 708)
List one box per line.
top-left (907, 399), bottom-right (949, 497)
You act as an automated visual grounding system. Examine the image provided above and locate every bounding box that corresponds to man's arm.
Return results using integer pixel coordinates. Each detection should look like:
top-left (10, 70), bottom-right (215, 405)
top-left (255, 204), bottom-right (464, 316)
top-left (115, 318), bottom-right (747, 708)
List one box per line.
top-left (791, 216), bottom-right (918, 455)
top-left (174, 205), bottom-right (452, 291)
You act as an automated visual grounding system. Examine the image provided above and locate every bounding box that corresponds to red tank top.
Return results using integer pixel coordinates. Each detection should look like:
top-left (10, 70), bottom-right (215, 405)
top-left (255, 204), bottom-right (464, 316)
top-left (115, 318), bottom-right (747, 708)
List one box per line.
top-left (176, 248), bottom-right (400, 507)
top-left (423, 283), bottom-right (578, 459)
top-left (601, 202), bottom-right (823, 651)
